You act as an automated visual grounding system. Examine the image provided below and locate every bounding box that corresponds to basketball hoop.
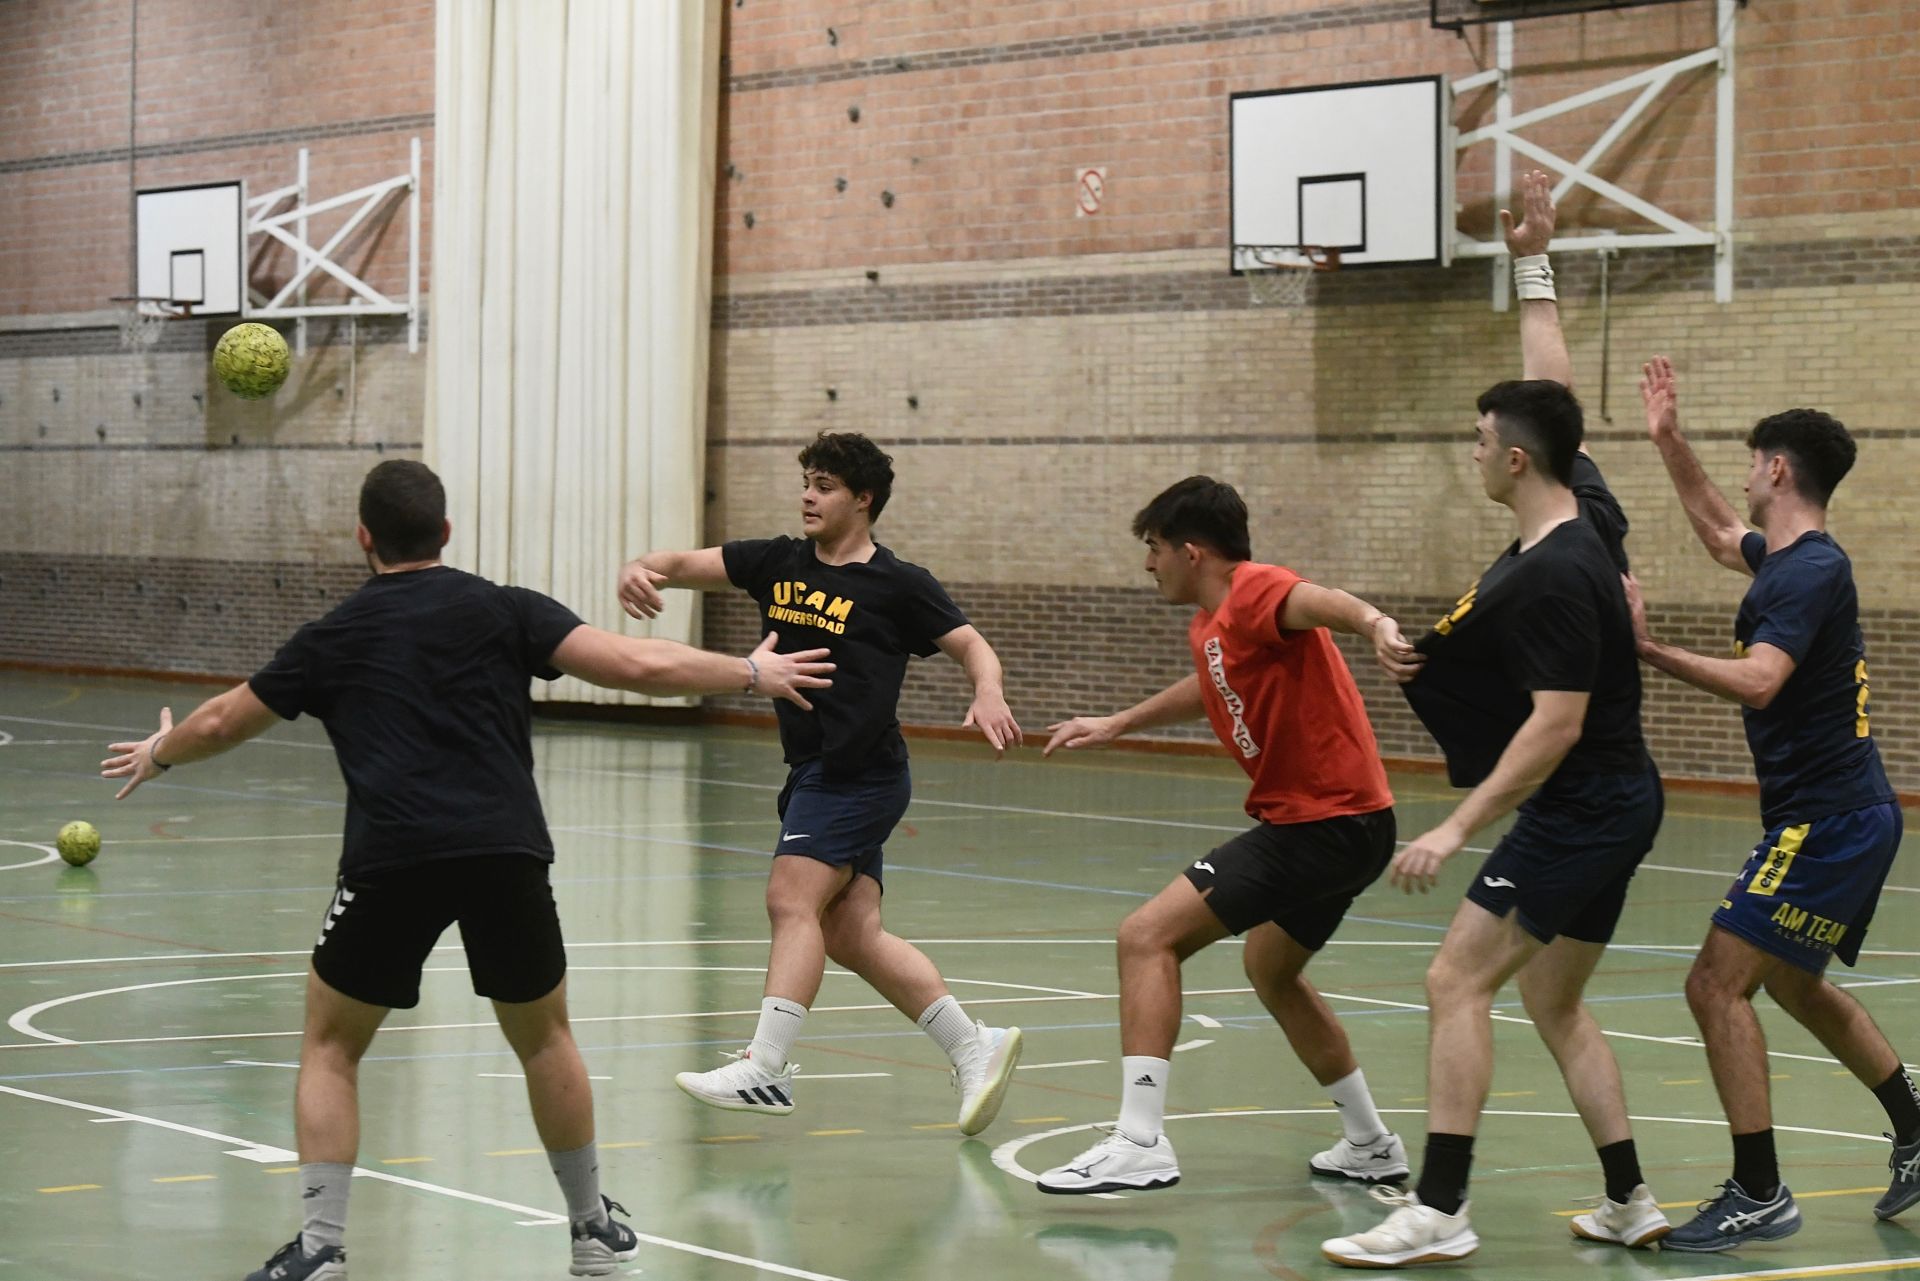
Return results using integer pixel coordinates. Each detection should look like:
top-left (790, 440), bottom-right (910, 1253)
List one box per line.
top-left (1236, 245), bottom-right (1342, 308)
top-left (110, 296), bottom-right (189, 352)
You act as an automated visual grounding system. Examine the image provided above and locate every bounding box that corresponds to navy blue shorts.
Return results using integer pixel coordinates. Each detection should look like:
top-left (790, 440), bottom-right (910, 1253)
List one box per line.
top-left (774, 760), bottom-right (912, 887)
top-left (1466, 761), bottom-right (1664, 945)
top-left (1712, 801), bottom-right (1901, 973)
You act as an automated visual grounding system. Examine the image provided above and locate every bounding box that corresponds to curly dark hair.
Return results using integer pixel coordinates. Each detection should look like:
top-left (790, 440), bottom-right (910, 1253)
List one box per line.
top-left (797, 432), bottom-right (895, 523)
top-left (1130, 476), bottom-right (1252, 562)
top-left (358, 460), bottom-right (446, 563)
top-left (1747, 408), bottom-right (1856, 506)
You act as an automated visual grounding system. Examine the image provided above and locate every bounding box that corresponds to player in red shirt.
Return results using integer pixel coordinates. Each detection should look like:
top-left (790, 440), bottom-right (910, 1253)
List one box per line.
top-left (1035, 476), bottom-right (1413, 1194)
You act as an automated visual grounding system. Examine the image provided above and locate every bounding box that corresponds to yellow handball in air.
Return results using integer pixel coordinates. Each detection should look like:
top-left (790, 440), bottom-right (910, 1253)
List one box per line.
top-left (213, 322), bottom-right (292, 400)
top-left (56, 820), bottom-right (101, 867)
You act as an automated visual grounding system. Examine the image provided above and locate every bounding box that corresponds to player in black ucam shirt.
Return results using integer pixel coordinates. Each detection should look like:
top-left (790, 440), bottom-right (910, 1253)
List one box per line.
top-left (619, 431), bottom-right (1027, 1136)
top-left (1628, 358), bottom-right (1920, 1249)
top-left (1326, 173), bottom-right (1670, 1268)
top-left (102, 461), bottom-right (833, 1281)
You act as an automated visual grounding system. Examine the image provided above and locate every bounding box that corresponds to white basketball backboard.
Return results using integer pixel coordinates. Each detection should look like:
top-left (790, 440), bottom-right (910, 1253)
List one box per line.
top-left (135, 181), bottom-right (246, 315)
top-left (1231, 76), bottom-right (1450, 270)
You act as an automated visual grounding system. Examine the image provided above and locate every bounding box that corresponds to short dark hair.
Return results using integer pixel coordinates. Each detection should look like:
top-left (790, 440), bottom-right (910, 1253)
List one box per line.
top-left (1746, 408), bottom-right (1855, 506)
top-left (797, 432), bottom-right (895, 522)
top-left (358, 460), bottom-right (446, 563)
top-left (1476, 380), bottom-right (1583, 487)
top-left (1130, 476), bottom-right (1253, 562)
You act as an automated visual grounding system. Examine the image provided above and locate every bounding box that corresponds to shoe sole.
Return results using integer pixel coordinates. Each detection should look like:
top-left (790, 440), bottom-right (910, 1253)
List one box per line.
top-left (1037, 1173), bottom-right (1180, 1195)
top-left (1321, 1229), bottom-right (1478, 1268)
top-left (570, 1242), bottom-right (640, 1278)
top-left (1660, 1219), bottom-right (1801, 1254)
top-left (674, 1074), bottom-right (795, 1116)
top-left (1309, 1159), bottom-right (1411, 1185)
top-left (1875, 1184), bottom-right (1920, 1221)
top-left (1570, 1218), bottom-right (1672, 1248)
top-left (957, 1027), bottom-right (1023, 1136)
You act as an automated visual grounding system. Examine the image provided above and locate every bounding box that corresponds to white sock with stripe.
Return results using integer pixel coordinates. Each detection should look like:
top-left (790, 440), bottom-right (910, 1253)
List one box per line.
top-left (747, 996), bottom-right (807, 1071)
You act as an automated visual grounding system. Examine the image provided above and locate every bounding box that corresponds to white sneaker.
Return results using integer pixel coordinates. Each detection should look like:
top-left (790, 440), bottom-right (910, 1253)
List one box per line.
top-left (1570, 1183), bottom-right (1672, 1248)
top-left (1310, 1132), bottom-right (1411, 1184)
top-left (953, 1022), bottom-right (1022, 1136)
top-left (1322, 1189), bottom-right (1479, 1267)
top-left (1037, 1126), bottom-right (1180, 1195)
top-left (674, 1050), bottom-right (797, 1115)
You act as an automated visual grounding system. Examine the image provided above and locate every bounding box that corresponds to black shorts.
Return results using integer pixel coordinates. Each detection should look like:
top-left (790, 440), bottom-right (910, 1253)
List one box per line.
top-left (1466, 761), bottom-right (1663, 945)
top-left (1181, 807), bottom-right (1396, 949)
top-left (311, 852), bottom-right (567, 1009)
top-left (774, 760), bottom-right (912, 888)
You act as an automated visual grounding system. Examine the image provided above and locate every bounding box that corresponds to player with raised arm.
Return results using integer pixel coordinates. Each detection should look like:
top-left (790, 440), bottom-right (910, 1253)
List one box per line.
top-left (1625, 358), bottom-right (1920, 1249)
top-left (618, 431), bottom-right (1027, 1135)
top-left (101, 460), bottom-right (833, 1281)
top-left (1324, 172), bottom-right (1669, 1268)
top-left (1033, 476), bottom-right (1412, 1195)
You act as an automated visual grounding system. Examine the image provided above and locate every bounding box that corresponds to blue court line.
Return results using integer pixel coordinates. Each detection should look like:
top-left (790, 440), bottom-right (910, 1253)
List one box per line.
top-left (0, 867), bottom-right (768, 906)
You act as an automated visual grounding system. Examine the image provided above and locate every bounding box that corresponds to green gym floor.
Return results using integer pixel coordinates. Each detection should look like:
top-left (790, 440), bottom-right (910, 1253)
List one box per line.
top-left (3, 672), bottom-right (1919, 1281)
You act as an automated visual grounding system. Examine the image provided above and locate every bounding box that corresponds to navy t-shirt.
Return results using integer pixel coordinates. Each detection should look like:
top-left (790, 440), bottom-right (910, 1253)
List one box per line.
top-left (1736, 530), bottom-right (1893, 828)
top-left (723, 536), bottom-right (968, 780)
top-left (249, 567), bottom-right (585, 876)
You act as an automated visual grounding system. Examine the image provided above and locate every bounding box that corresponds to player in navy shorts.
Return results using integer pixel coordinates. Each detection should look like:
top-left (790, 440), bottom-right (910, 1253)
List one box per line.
top-left (1630, 357), bottom-right (1920, 1249)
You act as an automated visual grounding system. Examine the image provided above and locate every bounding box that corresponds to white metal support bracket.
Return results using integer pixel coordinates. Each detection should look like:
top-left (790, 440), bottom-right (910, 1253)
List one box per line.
top-left (1451, 1), bottom-right (1736, 307)
top-left (243, 137), bottom-right (423, 352)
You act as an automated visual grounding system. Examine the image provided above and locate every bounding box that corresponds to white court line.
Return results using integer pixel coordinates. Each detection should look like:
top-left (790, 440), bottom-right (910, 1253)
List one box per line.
top-left (1643, 860), bottom-right (1920, 895)
top-left (478, 1072), bottom-right (611, 1081)
top-left (0, 1081), bottom-right (852, 1281)
top-left (796, 1072), bottom-right (891, 1080)
top-left (0, 839), bottom-right (61, 874)
top-left (1017, 1059), bottom-right (1105, 1070)
top-left (1172, 1038), bottom-right (1215, 1052)
top-left (1190, 1013), bottom-right (1223, 1028)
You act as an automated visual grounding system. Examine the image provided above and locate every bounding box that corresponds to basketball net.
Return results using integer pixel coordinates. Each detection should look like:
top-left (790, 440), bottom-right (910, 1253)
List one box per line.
top-left (1238, 246), bottom-right (1341, 308)
top-left (115, 299), bottom-right (187, 352)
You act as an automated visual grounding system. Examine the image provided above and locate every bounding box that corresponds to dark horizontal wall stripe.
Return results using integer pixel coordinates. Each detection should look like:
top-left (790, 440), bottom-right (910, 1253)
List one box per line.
top-left (714, 237), bottom-right (1920, 331)
top-left (711, 424), bottom-right (1920, 450)
top-left (726, 1), bottom-right (1430, 93)
top-left (0, 112), bottom-right (436, 176)
top-left (0, 312), bottom-right (425, 360)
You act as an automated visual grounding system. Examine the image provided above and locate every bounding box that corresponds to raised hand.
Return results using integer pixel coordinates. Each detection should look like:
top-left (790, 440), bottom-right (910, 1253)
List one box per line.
top-left (1640, 355), bottom-right (1679, 440)
top-left (1499, 169), bottom-right (1557, 259)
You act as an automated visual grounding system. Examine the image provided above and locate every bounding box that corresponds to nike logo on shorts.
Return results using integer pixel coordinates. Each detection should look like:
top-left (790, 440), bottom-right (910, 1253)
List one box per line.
top-left (781, 833), bottom-right (811, 842)
top-left (1192, 861), bottom-right (1215, 875)
top-left (1482, 876), bottom-right (1516, 889)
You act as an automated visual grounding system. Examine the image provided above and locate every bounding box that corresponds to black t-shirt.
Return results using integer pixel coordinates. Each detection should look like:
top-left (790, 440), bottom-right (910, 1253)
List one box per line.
top-left (249, 567), bottom-right (585, 876)
top-left (723, 536), bottom-right (968, 780)
top-left (1572, 453), bottom-right (1631, 573)
top-left (1736, 530), bottom-right (1894, 828)
top-left (1404, 518), bottom-right (1648, 788)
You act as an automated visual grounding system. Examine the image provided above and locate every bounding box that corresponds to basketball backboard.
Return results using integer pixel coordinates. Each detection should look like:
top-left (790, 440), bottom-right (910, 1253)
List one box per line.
top-left (1230, 76), bottom-right (1450, 271)
top-left (135, 181), bottom-right (245, 315)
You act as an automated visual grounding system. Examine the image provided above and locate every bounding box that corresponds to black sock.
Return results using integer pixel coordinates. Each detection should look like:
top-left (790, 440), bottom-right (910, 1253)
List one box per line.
top-left (1415, 1133), bottom-right (1476, 1216)
top-left (1873, 1068), bottom-right (1920, 1145)
top-left (1731, 1128), bottom-right (1779, 1200)
top-left (1597, 1138), bottom-right (1643, 1204)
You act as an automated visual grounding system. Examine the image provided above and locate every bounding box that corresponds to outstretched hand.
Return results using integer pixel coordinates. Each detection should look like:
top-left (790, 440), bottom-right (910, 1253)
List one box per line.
top-left (1499, 169), bottom-right (1557, 260)
top-left (747, 632), bottom-right (834, 710)
top-left (1042, 714), bottom-right (1121, 757)
top-left (963, 694), bottom-right (1023, 758)
top-left (1388, 823), bottom-right (1465, 894)
top-left (101, 706), bottom-right (174, 800)
top-left (1640, 355), bottom-right (1679, 440)
top-left (617, 559), bottom-right (669, 620)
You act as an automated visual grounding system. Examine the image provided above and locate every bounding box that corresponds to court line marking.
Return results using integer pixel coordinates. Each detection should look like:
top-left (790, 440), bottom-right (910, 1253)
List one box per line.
top-left (0, 840), bottom-right (61, 874)
top-left (0, 1080), bottom-right (855, 1281)
top-left (1017, 1059), bottom-right (1105, 1070)
top-left (1668, 1258), bottom-right (1920, 1281)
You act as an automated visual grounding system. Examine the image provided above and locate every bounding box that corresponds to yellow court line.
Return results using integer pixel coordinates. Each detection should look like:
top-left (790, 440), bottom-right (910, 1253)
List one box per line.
top-left (38, 1184), bottom-right (101, 1194)
top-left (1663, 1078), bottom-right (1704, 1085)
top-left (806, 1129), bottom-right (864, 1137)
top-left (152, 1174), bottom-right (216, 1183)
top-left (698, 1135), bottom-right (759, 1144)
top-left (485, 1148), bottom-right (544, 1158)
top-left (1489, 1091), bottom-right (1537, 1099)
top-left (911, 1122), bottom-right (959, 1131)
top-left (1015, 1116), bottom-right (1069, 1124)
top-left (379, 1157), bottom-right (432, 1165)
top-left (601, 1141), bottom-right (650, 1150)
top-left (1209, 1106), bottom-right (1263, 1113)
top-left (264, 1167), bottom-right (300, 1174)
top-left (1554, 1187), bottom-right (1887, 1217)
top-left (1614, 1256), bottom-right (1920, 1281)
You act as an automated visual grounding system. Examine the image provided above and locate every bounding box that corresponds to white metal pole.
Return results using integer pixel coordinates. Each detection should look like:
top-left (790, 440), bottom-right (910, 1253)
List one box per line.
top-left (409, 135), bottom-right (421, 354)
top-left (296, 148), bottom-right (309, 354)
top-left (1715, 0), bottom-right (1736, 304)
top-left (1493, 20), bottom-right (1514, 312)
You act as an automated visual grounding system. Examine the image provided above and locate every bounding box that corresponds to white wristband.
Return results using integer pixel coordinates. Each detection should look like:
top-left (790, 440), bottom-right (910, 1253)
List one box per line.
top-left (1513, 253), bottom-right (1556, 302)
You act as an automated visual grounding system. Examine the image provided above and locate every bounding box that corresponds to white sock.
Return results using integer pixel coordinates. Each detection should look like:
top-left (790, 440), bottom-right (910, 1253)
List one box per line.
top-left (1118, 1056), bottom-right (1170, 1143)
top-left (1327, 1067), bottom-right (1389, 1144)
top-left (916, 994), bottom-right (978, 1067)
top-left (298, 1161), bottom-right (352, 1254)
top-left (746, 996), bottom-right (807, 1071)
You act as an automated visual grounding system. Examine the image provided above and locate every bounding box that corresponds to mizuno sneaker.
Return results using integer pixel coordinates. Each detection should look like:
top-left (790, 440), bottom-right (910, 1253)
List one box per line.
top-left (674, 1050), bottom-right (797, 1115)
top-left (1037, 1126), bottom-right (1180, 1194)
top-left (1310, 1132), bottom-right (1411, 1184)
top-left (570, 1196), bottom-right (639, 1277)
top-left (244, 1238), bottom-right (347, 1281)
top-left (1321, 1189), bottom-right (1478, 1268)
top-left (1664, 1180), bottom-right (1800, 1252)
top-left (1876, 1132), bottom-right (1920, 1221)
top-left (1569, 1183), bottom-right (1672, 1248)
top-left (954, 1022), bottom-right (1023, 1135)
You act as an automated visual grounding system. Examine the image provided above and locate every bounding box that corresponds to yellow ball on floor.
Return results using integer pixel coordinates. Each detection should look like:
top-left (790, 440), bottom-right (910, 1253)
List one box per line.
top-left (56, 820), bottom-right (100, 867)
top-left (213, 322), bottom-right (291, 400)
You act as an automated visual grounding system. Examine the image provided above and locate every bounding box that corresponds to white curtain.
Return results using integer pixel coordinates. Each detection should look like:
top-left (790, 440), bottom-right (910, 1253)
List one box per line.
top-left (428, 0), bottom-right (721, 704)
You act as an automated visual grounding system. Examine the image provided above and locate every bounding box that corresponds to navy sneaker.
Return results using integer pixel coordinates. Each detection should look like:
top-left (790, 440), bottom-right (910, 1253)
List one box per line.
top-left (1875, 1132), bottom-right (1920, 1221)
top-left (571, 1195), bottom-right (640, 1277)
top-left (1663, 1180), bottom-right (1801, 1252)
top-left (245, 1238), bottom-right (346, 1281)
